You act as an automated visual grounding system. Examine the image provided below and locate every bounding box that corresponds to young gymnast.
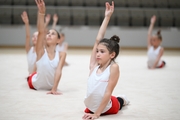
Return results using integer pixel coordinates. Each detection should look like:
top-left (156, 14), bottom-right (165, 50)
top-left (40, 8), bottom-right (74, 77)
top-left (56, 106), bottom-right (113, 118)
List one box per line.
top-left (83, 1), bottom-right (129, 120)
top-left (27, 0), bottom-right (66, 95)
top-left (51, 14), bottom-right (69, 65)
top-left (56, 33), bottom-right (68, 52)
top-left (147, 15), bottom-right (166, 69)
top-left (21, 11), bottom-right (38, 74)
top-left (21, 11), bottom-right (52, 74)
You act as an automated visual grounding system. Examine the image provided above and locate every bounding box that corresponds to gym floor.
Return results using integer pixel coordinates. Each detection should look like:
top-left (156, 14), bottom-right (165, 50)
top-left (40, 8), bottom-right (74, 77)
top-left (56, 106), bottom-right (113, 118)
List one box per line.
top-left (0, 48), bottom-right (180, 120)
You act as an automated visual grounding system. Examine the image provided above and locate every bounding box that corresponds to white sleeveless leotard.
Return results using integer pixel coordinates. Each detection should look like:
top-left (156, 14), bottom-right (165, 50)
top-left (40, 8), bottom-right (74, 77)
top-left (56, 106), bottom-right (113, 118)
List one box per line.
top-left (147, 46), bottom-right (162, 67)
top-left (31, 49), bottom-right (59, 90)
top-left (56, 42), bottom-right (67, 52)
top-left (27, 47), bottom-right (37, 74)
top-left (84, 65), bottom-right (112, 113)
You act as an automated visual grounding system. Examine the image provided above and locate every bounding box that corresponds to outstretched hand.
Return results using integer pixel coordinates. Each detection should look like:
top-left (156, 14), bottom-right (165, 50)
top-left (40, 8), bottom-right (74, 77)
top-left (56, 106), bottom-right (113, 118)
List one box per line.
top-left (21, 11), bottom-right (29, 24)
top-left (151, 15), bottom-right (156, 24)
top-left (105, 1), bottom-right (114, 18)
top-left (45, 14), bottom-right (51, 23)
top-left (53, 14), bottom-right (58, 23)
top-left (35, 0), bottom-right (45, 14)
top-left (82, 113), bottom-right (99, 120)
top-left (47, 90), bottom-right (62, 95)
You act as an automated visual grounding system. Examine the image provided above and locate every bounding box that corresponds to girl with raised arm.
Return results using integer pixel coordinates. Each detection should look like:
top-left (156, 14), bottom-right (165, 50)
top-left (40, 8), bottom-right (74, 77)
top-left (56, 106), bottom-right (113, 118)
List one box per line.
top-left (52, 14), bottom-right (69, 65)
top-left (21, 11), bottom-right (38, 74)
top-left (82, 1), bottom-right (129, 120)
top-left (147, 15), bottom-right (166, 69)
top-left (27, 0), bottom-right (66, 95)
top-left (21, 11), bottom-right (51, 74)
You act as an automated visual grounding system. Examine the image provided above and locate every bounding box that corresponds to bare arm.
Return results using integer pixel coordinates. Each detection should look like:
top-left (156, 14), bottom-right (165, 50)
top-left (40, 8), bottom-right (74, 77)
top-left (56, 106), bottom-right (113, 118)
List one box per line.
top-left (35, 0), bottom-right (46, 61)
top-left (90, 1), bottom-right (114, 70)
top-left (52, 14), bottom-right (58, 29)
top-left (147, 15), bottom-right (156, 49)
top-left (47, 52), bottom-right (66, 95)
top-left (95, 64), bottom-right (119, 116)
top-left (151, 47), bottom-right (164, 69)
top-left (21, 11), bottom-right (31, 53)
top-left (44, 14), bottom-right (51, 28)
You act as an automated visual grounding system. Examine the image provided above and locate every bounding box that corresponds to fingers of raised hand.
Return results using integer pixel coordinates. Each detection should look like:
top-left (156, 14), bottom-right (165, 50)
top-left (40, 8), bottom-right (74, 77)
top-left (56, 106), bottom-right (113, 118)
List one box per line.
top-left (53, 14), bottom-right (57, 18)
top-left (46, 14), bottom-right (51, 19)
top-left (105, 1), bottom-right (114, 13)
top-left (35, 0), bottom-right (45, 10)
top-left (35, 0), bottom-right (43, 5)
top-left (21, 11), bottom-right (26, 17)
top-left (105, 2), bottom-right (110, 10)
top-left (111, 1), bottom-right (114, 11)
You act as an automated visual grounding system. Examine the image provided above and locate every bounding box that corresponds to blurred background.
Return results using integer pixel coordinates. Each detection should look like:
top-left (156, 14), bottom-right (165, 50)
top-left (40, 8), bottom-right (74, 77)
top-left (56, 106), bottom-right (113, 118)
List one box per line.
top-left (0, 0), bottom-right (179, 49)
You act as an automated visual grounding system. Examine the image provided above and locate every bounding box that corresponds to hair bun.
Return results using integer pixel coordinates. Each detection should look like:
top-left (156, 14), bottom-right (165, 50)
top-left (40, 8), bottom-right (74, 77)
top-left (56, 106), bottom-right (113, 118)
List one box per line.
top-left (157, 30), bottom-right (161, 35)
top-left (110, 35), bottom-right (120, 43)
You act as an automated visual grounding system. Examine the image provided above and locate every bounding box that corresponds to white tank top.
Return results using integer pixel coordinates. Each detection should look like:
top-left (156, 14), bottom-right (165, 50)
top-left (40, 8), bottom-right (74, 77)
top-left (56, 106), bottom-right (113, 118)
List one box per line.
top-left (32, 49), bottom-right (59, 90)
top-left (27, 47), bottom-right (37, 74)
top-left (147, 46), bottom-right (162, 67)
top-left (56, 42), bottom-right (66, 52)
top-left (84, 65), bottom-right (112, 113)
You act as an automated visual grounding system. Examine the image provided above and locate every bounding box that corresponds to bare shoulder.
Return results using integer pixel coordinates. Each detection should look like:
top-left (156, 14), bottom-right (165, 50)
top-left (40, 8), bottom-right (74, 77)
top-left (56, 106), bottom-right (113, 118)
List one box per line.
top-left (59, 51), bottom-right (66, 57)
top-left (64, 42), bottom-right (68, 45)
top-left (89, 64), bottom-right (98, 75)
top-left (110, 63), bottom-right (119, 71)
top-left (160, 47), bottom-right (164, 51)
top-left (160, 47), bottom-right (164, 53)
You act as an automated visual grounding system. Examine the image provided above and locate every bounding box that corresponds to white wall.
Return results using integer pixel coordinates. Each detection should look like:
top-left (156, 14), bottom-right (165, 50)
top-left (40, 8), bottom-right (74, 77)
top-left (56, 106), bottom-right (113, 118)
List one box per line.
top-left (0, 25), bottom-right (180, 48)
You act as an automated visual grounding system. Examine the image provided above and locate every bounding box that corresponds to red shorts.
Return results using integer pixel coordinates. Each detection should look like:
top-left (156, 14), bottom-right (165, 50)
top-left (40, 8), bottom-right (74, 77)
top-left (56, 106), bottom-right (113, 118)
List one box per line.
top-left (27, 72), bottom-right (36, 90)
top-left (84, 96), bottom-right (120, 115)
top-left (157, 61), bottom-right (166, 68)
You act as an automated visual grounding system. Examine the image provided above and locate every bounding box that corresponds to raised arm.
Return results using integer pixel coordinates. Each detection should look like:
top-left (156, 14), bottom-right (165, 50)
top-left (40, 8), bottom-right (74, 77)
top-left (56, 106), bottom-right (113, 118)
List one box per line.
top-left (95, 64), bottom-right (119, 118)
top-left (44, 14), bottom-right (51, 28)
top-left (35, 0), bottom-right (46, 61)
top-left (89, 1), bottom-right (114, 70)
top-left (147, 15), bottom-right (156, 49)
top-left (52, 14), bottom-right (58, 29)
top-left (21, 11), bottom-right (31, 53)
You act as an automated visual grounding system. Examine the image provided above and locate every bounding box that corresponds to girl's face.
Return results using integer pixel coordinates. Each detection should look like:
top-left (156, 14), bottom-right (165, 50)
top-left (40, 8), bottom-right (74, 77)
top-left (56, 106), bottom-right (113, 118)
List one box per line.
top-left (151, 36), bottom-right (161, 47)
top-left (32, 32), bottom-right (38, 45)
top-left (96, 44), bottom-right (115, 65)
top-left (46, 29), bottom-right (60, 45)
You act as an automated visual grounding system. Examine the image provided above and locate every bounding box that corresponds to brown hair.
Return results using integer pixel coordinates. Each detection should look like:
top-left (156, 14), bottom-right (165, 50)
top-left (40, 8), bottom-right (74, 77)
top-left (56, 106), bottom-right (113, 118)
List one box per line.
top-left (52, 29), bottom-right (61, 39)
top-left (60, 33), bottom-right (65, 37)
top-left (156, 30), bottom-right (162, 41)
top-left (99, 35), bottom-right (120, 61)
